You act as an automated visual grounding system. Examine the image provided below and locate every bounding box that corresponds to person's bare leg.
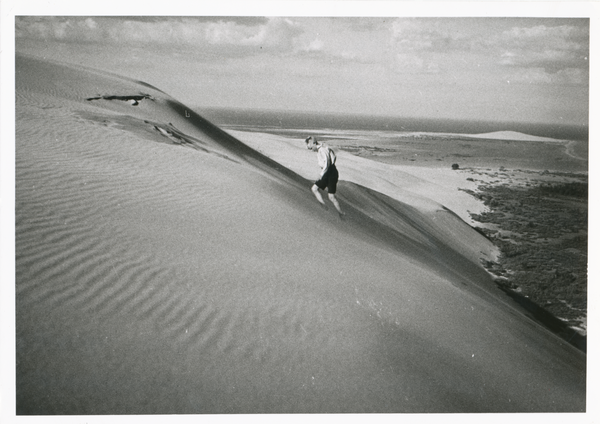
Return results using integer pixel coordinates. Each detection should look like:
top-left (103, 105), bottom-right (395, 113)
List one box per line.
top-left (328, 193), bottom-right (344, 215)
top-left (311, 184), bottom-right (326, 206)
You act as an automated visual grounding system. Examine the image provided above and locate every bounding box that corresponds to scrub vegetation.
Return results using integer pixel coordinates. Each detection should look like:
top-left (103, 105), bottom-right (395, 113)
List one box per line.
top-left (465, 172), bottom-right (588, 341)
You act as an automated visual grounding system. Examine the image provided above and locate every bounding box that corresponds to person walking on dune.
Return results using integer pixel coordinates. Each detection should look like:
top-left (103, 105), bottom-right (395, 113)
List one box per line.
top-left (305, 136), bottom-right (345, 216)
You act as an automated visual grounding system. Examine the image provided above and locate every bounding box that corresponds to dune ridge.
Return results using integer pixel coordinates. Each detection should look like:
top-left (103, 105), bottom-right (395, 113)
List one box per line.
top-left (15, 53), bottom-right (585, 414)
top-left (465, 130), bottom-right (567, 142)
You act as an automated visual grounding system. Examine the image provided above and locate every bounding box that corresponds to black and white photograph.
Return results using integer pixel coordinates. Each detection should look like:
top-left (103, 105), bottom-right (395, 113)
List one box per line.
top-left (1, 0), bottom-right (597, 421)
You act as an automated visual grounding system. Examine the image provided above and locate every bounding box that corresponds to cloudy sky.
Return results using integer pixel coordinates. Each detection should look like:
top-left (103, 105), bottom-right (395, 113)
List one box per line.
top-left (13, 10), bottom-right (591, 126)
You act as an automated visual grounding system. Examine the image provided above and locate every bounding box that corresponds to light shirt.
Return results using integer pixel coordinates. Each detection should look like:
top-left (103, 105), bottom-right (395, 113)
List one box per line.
top-left (317, 145), bottom-right (336, 176)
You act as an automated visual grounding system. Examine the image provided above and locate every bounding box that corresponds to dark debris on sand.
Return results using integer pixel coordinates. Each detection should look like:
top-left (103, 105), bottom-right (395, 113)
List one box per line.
top-left (86, 94), bottom-right (154, 106)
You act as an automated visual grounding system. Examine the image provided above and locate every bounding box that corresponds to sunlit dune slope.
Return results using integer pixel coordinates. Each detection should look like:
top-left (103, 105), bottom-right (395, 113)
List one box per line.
top-left (15, 53), bottom-right (585, 414)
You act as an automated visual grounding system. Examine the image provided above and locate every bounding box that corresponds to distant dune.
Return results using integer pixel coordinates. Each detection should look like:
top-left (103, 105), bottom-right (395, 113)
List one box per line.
top-left (465, 130), bottom-right (565, 142)
top-left (14, 53), bottom-right (585, 414)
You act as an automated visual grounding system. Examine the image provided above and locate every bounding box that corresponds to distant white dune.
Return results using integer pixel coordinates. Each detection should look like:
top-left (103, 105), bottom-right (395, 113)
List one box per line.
top-left (465, 130), bottom-right (564, 142)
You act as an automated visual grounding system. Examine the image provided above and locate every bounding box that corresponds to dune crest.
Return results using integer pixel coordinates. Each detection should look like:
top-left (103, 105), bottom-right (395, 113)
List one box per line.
top-left (15, 53), bottom-right (585, 414)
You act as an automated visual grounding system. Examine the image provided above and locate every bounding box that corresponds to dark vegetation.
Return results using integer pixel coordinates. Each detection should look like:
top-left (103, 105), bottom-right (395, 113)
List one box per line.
top-left (465, 175), bottom-right (587, 350)
top-left (536, 182), bottom-right (587, 198)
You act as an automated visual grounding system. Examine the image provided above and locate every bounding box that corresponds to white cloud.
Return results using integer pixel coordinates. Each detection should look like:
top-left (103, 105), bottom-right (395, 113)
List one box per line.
top-left (390, 19), bottom-right (443, 52)
top-left (555, 68), bottom-right (587, 85)
top-left (505, 68), bottom-right (553, 84)
top-left (301, 38), bottom-right (324, 52)
top-left (16, 16), bottom-right (303, 56)
top-left (501, 24), bottom-right (587, 48)
top-left (204, 21), bottom-right (257, 44)
top-left (204, 17), bottom-right (300, 48)
top-left (386, 18), bottom-right (588, 82)
top-left (499, 51), bottom-right (517, 66)
top-left (495, 23), bottom-right (588, 71)
top-left (393, 53), bottom-right (425, 73)
top-left (82, 18), bottom-right (97, 30)
top-left (15, 16), bottom-right (590, 90)
top-left (504, 66), bottom-right (586, 86)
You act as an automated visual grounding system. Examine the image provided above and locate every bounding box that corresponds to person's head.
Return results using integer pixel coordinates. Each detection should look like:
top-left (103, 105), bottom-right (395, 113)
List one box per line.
top-left (305, 136), bottom-right (319, 151)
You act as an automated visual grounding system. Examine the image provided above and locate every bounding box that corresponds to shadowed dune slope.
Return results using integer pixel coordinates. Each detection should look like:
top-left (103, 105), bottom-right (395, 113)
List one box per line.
top-left (15, 54), bottom-right (585, 414)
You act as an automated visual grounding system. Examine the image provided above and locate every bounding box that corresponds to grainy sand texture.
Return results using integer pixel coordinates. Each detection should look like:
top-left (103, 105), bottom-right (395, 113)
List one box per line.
top-left (15, 54), bottom-right (586, 414)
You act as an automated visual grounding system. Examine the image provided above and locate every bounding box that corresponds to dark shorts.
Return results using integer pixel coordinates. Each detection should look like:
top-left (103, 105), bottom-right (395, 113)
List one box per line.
top-left (314, 164), bottom-right (339, 194)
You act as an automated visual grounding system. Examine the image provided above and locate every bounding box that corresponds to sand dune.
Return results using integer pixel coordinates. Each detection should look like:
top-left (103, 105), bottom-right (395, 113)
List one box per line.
top-left (14, 53), bottom-right (585, 414)
top-left (465, 130), bottom-right (566, 142)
